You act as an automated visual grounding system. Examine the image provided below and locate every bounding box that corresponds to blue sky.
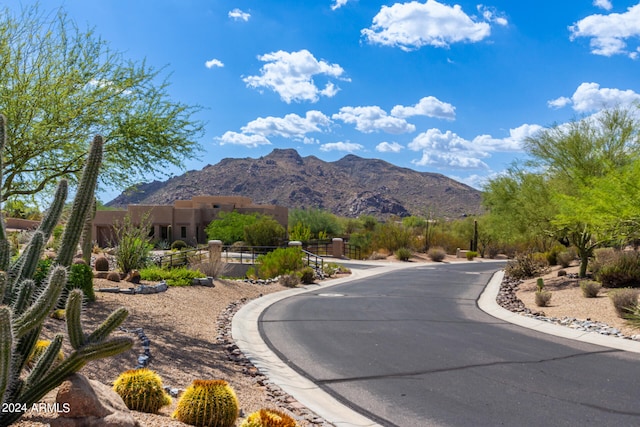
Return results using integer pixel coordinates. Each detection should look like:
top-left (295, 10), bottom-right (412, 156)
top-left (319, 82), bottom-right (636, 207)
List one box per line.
top-left (6, 0), bottom-right (640, 200)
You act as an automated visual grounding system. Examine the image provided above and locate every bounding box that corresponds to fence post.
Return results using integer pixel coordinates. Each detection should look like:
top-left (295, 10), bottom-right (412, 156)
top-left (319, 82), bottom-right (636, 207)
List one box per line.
top-left (208, 240), bottom-right (222, 263)
top-left (288, 241), bottom-right (302, 248)
top-left (331, 238), bottom-right (344, 258)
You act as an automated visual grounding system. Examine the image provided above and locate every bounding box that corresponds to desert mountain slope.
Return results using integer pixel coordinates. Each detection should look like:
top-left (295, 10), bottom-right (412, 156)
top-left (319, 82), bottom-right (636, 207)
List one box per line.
top-left (107, 149), bottom-right (482, 219)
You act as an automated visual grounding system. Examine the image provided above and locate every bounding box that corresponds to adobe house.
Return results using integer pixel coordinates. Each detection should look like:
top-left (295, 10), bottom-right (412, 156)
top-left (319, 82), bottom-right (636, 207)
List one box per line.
top-left (92, 195), bottom-right (288, 247)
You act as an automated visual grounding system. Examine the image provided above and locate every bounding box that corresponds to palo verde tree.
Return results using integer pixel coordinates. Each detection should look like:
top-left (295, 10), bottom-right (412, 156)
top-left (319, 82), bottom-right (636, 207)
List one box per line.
top-left (484, 105), bottom-right (640, 277)
top-left (0, 4), bottom-right (204, 202)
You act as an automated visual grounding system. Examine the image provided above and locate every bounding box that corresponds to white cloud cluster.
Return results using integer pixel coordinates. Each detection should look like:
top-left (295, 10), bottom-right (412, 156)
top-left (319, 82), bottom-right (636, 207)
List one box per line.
top-left (205, 58), bottom-right (224, 69)
top-left (391, 96), bottom-right (456, 119)
top-left (320, 142), bottom-right (364, 152)
top-left (406, 123), bottom-right (541, 169)
top-left (229, 8), bottom-right (251, 22)
top-left (570, 4), bottom-right (640, 58)
top-left (241, 111), bottom-right (332, 139)
top-left (362, 0), bottom-right (499, 51)
top-left (333, 106), bottom-right (416, 134)
top-left (333, 96), bottom-right (455, 134)
top-left (477, 5), bottom-right (508, 26)
top-left (593, 0), bottom-right (613, 11)
top-left (216, 131), bottom-right (270, 148)
top-left (549, 82), bottom-right (640, 112)
top-left (331, 0), bottom-right (351, 11)
top-left (243, 50), bottom-right (348, 103)
top-left (376, 141), bottom-right (404, 153)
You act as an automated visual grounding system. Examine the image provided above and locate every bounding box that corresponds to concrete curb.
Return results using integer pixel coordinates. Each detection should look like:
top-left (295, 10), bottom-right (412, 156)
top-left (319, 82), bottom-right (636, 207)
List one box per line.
top-left (478, 270), bottom-right (640, 353)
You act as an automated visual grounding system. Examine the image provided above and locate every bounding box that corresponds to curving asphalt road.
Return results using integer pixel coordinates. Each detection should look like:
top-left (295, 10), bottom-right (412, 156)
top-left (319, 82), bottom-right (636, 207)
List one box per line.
top-left (250, 261), bottom-right (640, 427)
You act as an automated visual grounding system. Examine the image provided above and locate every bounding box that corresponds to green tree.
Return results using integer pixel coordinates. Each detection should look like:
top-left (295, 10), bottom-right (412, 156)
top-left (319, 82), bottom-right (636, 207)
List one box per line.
top-left (205, 211), bottom-right (259, 245)
top-left (288, 208), bottom-right (342, 239)
top-left (0, 4), bottom-right (204, 202)
top-left (244, 216), bottom-right (285, 246)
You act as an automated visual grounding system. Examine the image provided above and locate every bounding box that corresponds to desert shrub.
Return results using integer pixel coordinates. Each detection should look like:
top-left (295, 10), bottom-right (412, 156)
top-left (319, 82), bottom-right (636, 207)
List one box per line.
top-left (171, 240), bottom-right (188, 250)
top-left (190, 258), bottom-right (229, 278)
top-left (372, 222), bottom-right (414, 253)
top-left (590, 247), bottom-right (618, 276)
top-left (67, 262), bottom-right (95, 302)
top-left (297, 267), bottom-right (316, 284)
top-left (535, 291), bottom-right (552, 307)
top-left (114, 214), bottom-right (153, 274)
top-left (609, 288), bottom-right (639, 317)
top-left (323, 263), bottom-right (338, 277)
top-left (580, 280), bottom-right (601, 298)
top-left (139, 266), bottom-right (202, 286)
top-left (279, 273), bottom-right (300, 288)
top-left (395, 247), bottom-right (412, 261)
top-left (244, 216), bottom-right (286, 246)
top-left (466, 250), bottom-right (479, 261)
top-left (504, 253), bottom-right (550, 280)
top-left (106, 271), bottom-right (121, 282)
top-left (557, 250), bottom-right (575, 268)
top-left (596, 251), bottom-right (640, 288)
top-left (368, 251), bottom-right (388, 260)
top-left (545, 244), bottom-right (566, 266)
top-left (257, 247), bottom-right (304, 279)
top-left (427, 247), bottom-right (446, 262)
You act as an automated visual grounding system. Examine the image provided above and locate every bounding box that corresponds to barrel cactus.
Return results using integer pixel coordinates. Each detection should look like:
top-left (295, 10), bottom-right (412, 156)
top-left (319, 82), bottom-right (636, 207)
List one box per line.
top-left (240, 409), bottom-right (299, 427)
top-left (27, 340), bottom-right (65, 369)
top-left (113, 368), bottom-right (171, 414)
top-left (172, 379), bottom-right (239, 427)
top-left (94, 255), bottom-right (110, 272)
top-left (0, 114), bottom-right (134, 426)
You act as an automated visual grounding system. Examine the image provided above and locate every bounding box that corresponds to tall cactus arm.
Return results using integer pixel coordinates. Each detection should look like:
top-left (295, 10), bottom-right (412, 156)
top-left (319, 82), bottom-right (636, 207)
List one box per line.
top-left (86, 306), bottom-right (129, 344)
top-left (13, 266), bottom-right (66, 338)
top-left (12, 232), bottom-right (44, 286)
top-left (0, 306), bottom-right (13, 407)
top-left (37, 180), bottom-right (68, 242)
top-left (0, 272), bottom-right (6, 303)
top-left (65, 289), bottom-right (86, 350)
top-left (0, 114), bottom-right (6, 240)
top-left (11, 280), bottom-right (35, 316)
top-left (25, 334), bottom-right (64, 388)
top-left (81, 197), bottom-right (96, 265)
top-left (0, 241), bottom-right (9, 272)
top-left (56, 135), bottom-right (103, 267)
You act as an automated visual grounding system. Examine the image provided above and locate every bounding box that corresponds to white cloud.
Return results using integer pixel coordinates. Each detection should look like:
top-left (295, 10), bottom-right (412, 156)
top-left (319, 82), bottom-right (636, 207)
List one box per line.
top-left (570, 4), bottom-right (640, 57)
top-left (241, 111), bottom-right (332, 140)
top-left (593, 0), bottom-right (613, 11)
top-left (243, 50), bottom-right (348, 103)
top-left (477, 5), bottom-right (508, 26)
top-left (216, 131), bottom-right (271, 148)
top-left (548, 96), bottom-right (572, 109)
top-left (362, 0), bottom-right (494, 51)
top-left (412, 152), bottom-right (489, 169)
top-left (320, 141), bottom-right (364, 152)
top-left (407, 124), bottom-right (539, 170)
top-left (333, 106), bottom-right (415, 134)
top-left (390, 96), bottom-right (456, 120)
top-left (229, 8), bottom-right (251, 22)
top-left (205, 58), bottom-right (224, 69)
top-left (331, 0), bottom-right (351, 11)
top-left (550, 82), bottom-right (640, 112)
top-left (376, 141), bottom-right (404, 153)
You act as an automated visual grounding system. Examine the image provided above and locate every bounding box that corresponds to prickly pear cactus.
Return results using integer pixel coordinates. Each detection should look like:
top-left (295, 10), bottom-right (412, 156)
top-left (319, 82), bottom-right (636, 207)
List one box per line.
top-left (113, 368), bottom-right (172, 414)
top-left (0, 114), bottom-right (134, 426)
top-left (172, 379), bottom-right (239, 427)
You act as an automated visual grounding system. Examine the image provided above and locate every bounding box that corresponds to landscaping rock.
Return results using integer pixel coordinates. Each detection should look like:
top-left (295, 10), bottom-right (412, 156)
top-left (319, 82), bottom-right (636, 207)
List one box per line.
top-left (52, 373), bottom-right (139, 427)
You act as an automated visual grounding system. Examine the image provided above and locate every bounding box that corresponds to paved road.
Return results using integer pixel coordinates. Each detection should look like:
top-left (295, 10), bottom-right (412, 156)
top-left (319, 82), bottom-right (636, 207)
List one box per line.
top-left (259, 262), bottom-right (640, 427)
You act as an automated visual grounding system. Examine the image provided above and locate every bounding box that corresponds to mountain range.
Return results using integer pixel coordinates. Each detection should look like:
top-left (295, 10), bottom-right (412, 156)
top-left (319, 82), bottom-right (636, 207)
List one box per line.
top-left (107, 149), bottom-right (483, 219)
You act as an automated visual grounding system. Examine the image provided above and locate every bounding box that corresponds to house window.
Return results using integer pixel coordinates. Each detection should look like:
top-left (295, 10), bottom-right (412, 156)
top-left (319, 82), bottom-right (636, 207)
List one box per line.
top-left (180, 226), bottom-right (187, 239)
top-left (160, 226), bottom-right (168, 240)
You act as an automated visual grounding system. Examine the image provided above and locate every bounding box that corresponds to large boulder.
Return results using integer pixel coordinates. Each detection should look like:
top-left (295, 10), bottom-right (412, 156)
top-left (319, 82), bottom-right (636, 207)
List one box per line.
top-left (51, 373), bottom-right (139, 427)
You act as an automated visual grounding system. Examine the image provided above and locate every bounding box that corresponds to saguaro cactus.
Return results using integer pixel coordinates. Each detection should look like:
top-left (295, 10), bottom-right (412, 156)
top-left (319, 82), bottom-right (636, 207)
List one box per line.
top-left (0, 114), bottom-right (133, 426)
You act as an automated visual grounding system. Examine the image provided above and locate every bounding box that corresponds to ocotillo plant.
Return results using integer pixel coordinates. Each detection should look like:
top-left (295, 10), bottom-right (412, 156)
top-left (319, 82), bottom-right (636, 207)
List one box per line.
top-left (0, 114), bottom-right (133, 426)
